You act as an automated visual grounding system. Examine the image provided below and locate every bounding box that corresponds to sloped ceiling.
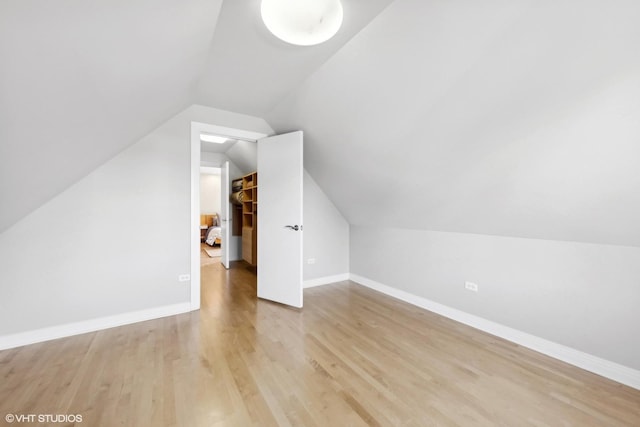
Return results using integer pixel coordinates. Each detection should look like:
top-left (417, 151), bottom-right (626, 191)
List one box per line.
top-left (266, 0), bottom-right (640, 247)
top-left (196, 0), bottom-right (393, 116)
top-left (0, 0), bottom-right (224, 232)
top-left (0, 0), bottom-right (393, 233)
top-left (3, 0), bottom-right (640, 248)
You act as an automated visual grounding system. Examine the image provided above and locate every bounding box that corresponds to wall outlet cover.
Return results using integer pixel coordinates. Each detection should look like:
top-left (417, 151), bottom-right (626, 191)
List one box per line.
top-left (465, 281), bottom-right (479, 292)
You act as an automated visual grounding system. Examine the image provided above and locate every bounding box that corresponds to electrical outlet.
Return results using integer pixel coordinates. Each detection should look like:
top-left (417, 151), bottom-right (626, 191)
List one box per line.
top-left (178, 274), bottom-right (191, 282)
top-left (307, 258), bottom-right (316, 264)
top-left (465, 281), bottom-right (478, 292)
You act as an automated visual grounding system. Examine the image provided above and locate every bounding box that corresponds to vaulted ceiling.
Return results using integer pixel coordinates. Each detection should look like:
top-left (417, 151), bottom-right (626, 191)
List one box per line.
top-left (267, 0), bottom-right (640, 246)
top-left (0, 0), bottom-right (224, 232)
top-left (0, 0), bottom-right (392, 233)
top-left (2, 0), bottom-right (640, 246)
top-left (196, 0), bottom-right (393, 116)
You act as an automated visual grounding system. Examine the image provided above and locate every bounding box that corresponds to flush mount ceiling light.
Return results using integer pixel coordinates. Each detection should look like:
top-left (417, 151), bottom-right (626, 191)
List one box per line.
top-left (261, 0), bottom-right (343, 46)
top-left (200, 133), bottom-right (228, 144)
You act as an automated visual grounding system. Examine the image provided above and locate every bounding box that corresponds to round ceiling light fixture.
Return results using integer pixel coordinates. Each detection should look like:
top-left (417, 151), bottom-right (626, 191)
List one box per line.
top-left (261, 0), bottom-right (344, 46)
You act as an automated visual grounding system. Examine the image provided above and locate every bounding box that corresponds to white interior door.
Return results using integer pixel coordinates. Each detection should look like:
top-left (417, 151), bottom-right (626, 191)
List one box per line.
top-left (257, 131), bottom-right (303, 308)
top-left (221, 161), bottom-right (230, 269)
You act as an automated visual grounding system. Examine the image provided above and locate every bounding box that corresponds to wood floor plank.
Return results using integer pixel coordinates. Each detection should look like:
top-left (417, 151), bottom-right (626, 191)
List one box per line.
top-left (0, 259), bottom-right (639, 426)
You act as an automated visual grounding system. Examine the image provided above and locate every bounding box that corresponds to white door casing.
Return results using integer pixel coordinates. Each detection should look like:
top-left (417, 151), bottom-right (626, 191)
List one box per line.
top-left (221, 161), bottom-right (230, 269)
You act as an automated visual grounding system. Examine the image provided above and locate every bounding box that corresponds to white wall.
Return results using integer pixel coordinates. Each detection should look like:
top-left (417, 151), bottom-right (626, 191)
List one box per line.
top-left (0, 104), bottom-right (273, 340)
top-left (200, 152), bottom-right (244, 182)
top-left (199, 173), bottom-right (221, 215)
top-left (200, 152), bottom-right (228, 168)
top-left (226, 140), bottom-right (257, 175)
top-left (0, 111), bottom-right (190, 337)
top-left (303, 171), bottom-right (349, 281)
top-left (350, 226), bottom-right (640, 371)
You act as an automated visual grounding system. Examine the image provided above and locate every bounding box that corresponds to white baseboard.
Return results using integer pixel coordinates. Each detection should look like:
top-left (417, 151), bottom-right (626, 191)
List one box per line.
top-left (0, 302), bottom-right (192, 351)
top-left (304, 273), bottom-right (350, 288)
top-left (349, 274), bottom-right (640, 391)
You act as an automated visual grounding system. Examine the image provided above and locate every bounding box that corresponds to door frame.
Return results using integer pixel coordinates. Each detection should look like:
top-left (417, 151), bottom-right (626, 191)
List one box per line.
top-left (190, 122), bottom-right (268, 310)
top-left (220, 161), bottom-right (230, 269)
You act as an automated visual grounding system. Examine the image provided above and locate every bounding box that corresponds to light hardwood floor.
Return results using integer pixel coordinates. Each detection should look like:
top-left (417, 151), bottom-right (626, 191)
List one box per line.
top-left (1, 262), bottom-right (639, 426)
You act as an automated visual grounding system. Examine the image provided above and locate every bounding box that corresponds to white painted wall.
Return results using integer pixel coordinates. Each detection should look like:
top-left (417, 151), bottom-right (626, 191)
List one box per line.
top-left (303, 171), bottom-right (349, 281)
top-left (0, 105), bottom-right (272, 339)
top-left (350, 226), bottom-right (640, 370)
top-left (199, 173), bottom-right (221, 215)
top-left (200, 152), bottom-right (229, 168)
top-left (200, 153), bottom-right (244, 182)
top-left (226, 140), bottom-right (257, 175)
top-left (0, 113), bottom-right (190, 337)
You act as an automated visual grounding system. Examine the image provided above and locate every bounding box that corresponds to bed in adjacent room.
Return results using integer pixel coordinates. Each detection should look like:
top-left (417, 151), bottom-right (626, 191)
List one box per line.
top-left (205, 226), bottom-right (221, 246)
top-left (200, 214), bottom-right (221, 246)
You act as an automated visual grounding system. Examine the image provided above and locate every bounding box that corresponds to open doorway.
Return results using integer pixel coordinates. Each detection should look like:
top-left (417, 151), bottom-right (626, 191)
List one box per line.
top-left (190, 122), bottom-right (305, 311)
top-left (190, 122), bottom-right (267, 310)
top-left (199, 167), bottom-right (223, 265)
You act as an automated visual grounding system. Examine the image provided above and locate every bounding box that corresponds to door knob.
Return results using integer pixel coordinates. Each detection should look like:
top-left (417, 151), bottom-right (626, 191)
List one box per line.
top-left (285, 225), bottom-right (300, 231)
